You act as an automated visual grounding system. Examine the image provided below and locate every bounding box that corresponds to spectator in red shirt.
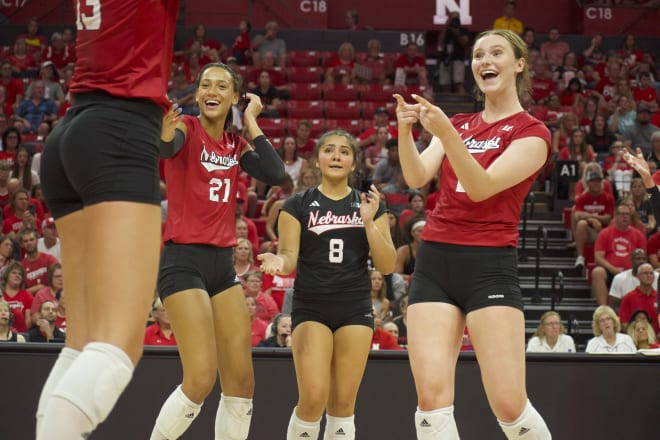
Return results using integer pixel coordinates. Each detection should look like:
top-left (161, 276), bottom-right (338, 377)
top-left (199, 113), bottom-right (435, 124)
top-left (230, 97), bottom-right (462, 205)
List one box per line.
top-left (246, 295), bottom-right (269, 347)
top-left (20, 229), bottom-right (58, 295)
top-left (591, 203), bottom-right (647, 305)
top-left (2, 261), bottom-right (32, 332)
top-left (324, 42), bottom-right (356, 86)
top-left (2, 189), bottom-right (39, 237)
top-left (17, 17), bottom-right (47, 58)
top-left (246, 51), bottom-right (286, 91)
top-left (633, 72), bottom-right (657, 109)
top-left (394, 43), bottom-right (429, 87)
top-left (41, 32), bottom-right (75, 73)
top-left (357, 107), bottom-right (398, 149)
top-left (31, 262), bottom-right (63, 322)
top-left (530, 60), bottom-right (556, 104)
top-left (573, 169), bottom-right (615, 270)
top-left (243, 270), bottom-right (279, 323)
top-left (371, 306), bottom-right (402, 350)
top-left (231, 19), bottom-right (252, 65)
top-left (0, 60), bottom-right (24, 116)
top-left (8, 38), bottom-right (38, 78)
top-left (619, 262), bottom-right (659, 334)
top-left (144, 298), bottom-right (177, 346)
top-left (0, 126), bottom-right (20, 164)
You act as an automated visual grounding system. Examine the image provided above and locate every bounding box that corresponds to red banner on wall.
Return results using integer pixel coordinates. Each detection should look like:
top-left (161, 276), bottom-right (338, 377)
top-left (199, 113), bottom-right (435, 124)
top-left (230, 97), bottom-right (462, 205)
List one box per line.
top-left (2, 0), bottom-right (658, 37)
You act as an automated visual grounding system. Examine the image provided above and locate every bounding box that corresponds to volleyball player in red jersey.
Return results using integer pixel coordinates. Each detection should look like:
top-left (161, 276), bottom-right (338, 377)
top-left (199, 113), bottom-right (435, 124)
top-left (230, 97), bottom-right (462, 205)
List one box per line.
top-left (150, 62), bottom-right (285, 440)
top-left (35, 1), bottom-right (180, 439)
top-left (394, 30), bottom-right (552, 439)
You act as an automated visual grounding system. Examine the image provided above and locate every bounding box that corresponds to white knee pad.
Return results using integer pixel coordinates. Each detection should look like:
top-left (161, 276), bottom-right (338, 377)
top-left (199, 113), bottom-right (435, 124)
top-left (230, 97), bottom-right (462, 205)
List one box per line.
top-left (498, 400), bottom-right (551, 440)
top-left (287, 407), bottom-right (321, 440)
top-left (151, 385), bottom-right (203, 440)
top-left (214, 393), bottom-right (253, 440)
top-left (36, 347), bottom-right (80, 436)
top-left (51, 342), bottom-right (133, 428)
top-left (415, 406), bottom-right (460, 440)
top-left (323, 414), bottom-right (355, 440)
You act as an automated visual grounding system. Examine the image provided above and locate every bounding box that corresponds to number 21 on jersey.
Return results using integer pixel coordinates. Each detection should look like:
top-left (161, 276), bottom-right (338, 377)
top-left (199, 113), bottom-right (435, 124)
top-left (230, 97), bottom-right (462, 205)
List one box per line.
top-left (77, 0), bottom-right (102, 31)
top-left (209, 178), bottom-right (231, 203)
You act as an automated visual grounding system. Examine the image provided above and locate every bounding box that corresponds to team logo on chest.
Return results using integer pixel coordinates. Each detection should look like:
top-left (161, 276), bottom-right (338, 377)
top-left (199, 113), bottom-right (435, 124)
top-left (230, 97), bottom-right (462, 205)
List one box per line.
top-left (463, 135), bottom-right (502, 154)
top-left (200, 145), bottom-right (239, 172)
top-left (307, 209), bottom-right (363, 235)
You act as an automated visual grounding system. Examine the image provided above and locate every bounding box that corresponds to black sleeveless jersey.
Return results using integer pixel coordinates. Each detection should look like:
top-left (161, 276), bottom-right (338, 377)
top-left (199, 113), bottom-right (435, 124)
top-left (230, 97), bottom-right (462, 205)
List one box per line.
top-left (282, 187), bottom-right (386, 301)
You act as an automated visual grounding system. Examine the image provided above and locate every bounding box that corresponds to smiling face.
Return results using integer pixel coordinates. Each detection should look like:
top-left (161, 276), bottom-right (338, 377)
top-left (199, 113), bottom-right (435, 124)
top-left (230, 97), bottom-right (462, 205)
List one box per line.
top-left (472, 33), bottom-right (525, 100)
top-left (196, 66), bottom-right (239, 121)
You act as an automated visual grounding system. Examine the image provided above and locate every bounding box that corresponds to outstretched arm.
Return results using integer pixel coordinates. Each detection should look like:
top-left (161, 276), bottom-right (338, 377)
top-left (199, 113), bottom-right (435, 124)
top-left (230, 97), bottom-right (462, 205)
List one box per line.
top-left (258, 210), bottom-right (300, 276)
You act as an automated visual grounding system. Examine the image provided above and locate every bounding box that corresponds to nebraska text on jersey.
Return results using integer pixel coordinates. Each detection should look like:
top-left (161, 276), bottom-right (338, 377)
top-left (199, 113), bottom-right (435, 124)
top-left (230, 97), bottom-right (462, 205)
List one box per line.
top-left (200, 146), bottom-right (240, 172)
top-left (307, 210), bottom-right (363, 235)
top-left (463, 135), bottom-right (502, 153)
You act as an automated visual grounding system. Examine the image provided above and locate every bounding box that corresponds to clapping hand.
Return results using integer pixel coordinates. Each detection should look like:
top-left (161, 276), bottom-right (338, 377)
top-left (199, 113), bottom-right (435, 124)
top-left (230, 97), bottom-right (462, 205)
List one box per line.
top-left (360, 184), bottom-right (381, 224)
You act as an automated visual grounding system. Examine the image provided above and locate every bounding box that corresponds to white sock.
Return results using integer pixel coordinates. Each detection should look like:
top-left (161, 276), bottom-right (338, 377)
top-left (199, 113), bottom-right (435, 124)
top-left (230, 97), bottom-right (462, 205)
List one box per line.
top-left (323, 414), bottom-right (355, 440)
top-left (214, 393), bottom-right (253, 440)
top-left (37, 342), bottom-right (134, 440)
top-left (36, 347), bottom-right (80, 437)
top-left (150, 385), bottom-right (203, 440)
top-left (498, 400), bottom-right (551, 440)
top-left (286, 407), bottom-right (321, 440)
top-left (415, 406), bottom-right (460, 439)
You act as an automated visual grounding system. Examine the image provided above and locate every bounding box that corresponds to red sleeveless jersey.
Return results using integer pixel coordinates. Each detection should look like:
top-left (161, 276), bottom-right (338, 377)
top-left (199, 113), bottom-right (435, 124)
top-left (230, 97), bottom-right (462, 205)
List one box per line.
top-left (163, 116), bottom-right (248, 247)
top-left (70, 0), bottom-right (179, 111)
top-left (422, 111), bottom-right (551, 247)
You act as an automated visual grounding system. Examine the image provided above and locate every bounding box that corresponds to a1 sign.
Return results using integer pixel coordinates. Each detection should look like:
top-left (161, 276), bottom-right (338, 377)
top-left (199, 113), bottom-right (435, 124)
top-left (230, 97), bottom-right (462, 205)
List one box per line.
top-left (556, 160), bottom-right (580, 182)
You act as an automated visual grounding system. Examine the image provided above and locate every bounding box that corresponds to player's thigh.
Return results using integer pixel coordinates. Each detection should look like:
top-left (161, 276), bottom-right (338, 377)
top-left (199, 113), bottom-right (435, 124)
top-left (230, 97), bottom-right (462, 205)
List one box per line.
top-left (407, 302), bottom-right (464, 409)
top-left (291, 321), bottom-right (334, 410)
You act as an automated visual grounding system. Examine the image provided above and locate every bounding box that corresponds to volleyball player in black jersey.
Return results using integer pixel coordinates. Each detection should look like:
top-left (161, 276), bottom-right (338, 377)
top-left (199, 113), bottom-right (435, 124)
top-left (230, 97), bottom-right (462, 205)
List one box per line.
top-left (259, 129), bottom-right (396, 440)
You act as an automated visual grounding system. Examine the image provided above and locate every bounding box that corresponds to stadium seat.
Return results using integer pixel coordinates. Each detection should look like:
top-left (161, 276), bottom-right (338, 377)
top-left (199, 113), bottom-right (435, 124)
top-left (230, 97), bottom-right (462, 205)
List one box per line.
top-left (358, 84), bottom-right (399, 102)
top-left (286, 66), bottom-right (323, 83)
top-left (287, 83), bottom-right (323, 100)
top-left (285, 100), bottom-right (323, 119)
top-left (323, 84), bottom-right (359, 101)
top-left (288, 50), bottom-right (322, 67)
top-left (326, 119), bottom-right (363, 136)
top-left (324, 101), bottom-right (361, 119)
top-left (253, 218), bottom-right (267, 238)
top-left (257, 118), bottom-right (286, 138)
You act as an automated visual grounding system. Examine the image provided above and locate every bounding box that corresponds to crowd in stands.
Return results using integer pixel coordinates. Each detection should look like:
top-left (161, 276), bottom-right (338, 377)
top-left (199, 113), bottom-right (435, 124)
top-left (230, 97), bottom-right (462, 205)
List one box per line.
top-left (0, 4), bottom-right (658, 350)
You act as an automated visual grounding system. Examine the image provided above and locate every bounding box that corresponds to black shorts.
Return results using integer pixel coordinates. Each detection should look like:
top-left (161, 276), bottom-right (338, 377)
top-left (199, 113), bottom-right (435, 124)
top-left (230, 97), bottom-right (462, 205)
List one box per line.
top-left (41, 91), bottom-right (162, 219)
top-left (158, 241), bottom-right (241, 300)
top-left (291, 295), bottom-right (374, 332)
top-left (408, 241), bottom-right (523, 313)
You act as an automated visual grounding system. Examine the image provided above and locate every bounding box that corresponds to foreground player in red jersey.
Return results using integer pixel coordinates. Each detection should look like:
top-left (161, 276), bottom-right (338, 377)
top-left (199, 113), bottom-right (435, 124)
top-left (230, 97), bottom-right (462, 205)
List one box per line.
top-left (150, 63), bottom-right (285, 440)
top-left (36, 1), bottom-right (180, 439)
top-left (394, 29), bottom-right (552, 439)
